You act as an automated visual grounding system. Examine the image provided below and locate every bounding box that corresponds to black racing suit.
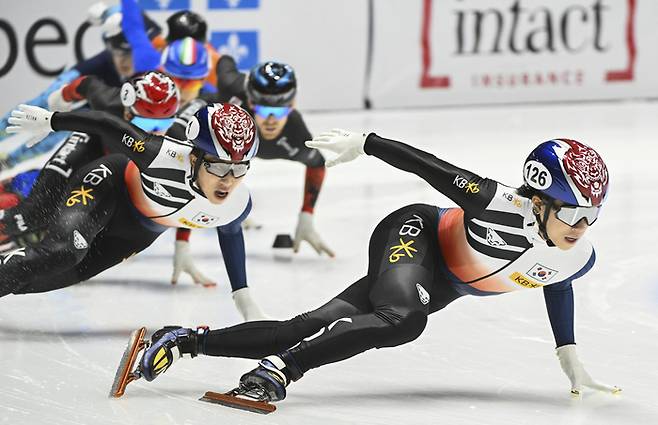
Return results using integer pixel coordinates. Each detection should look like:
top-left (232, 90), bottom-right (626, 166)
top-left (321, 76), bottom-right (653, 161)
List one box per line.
top-left (0, 110), bottom-right (252, 297)
top-left (189, 134), bottom-right (594, 381)
top-left (0, 76), bottom-right (121, 238)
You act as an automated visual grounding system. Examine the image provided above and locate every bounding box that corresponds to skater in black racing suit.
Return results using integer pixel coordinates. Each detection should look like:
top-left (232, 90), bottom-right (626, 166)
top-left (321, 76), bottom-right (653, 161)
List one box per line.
top-left (130, 130), bottom-right (620, 403)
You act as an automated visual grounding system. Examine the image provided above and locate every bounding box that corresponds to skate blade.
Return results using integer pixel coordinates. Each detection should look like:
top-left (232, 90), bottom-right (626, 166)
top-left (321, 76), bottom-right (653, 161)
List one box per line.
top-left (109, 327), bottom-right (147, 398)
top-left (199, 391), bottom-right (276, 414)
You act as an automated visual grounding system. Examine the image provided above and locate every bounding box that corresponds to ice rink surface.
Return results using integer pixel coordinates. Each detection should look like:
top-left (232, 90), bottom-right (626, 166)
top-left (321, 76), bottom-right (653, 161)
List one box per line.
top-left (1, 101), bottom-right (657, 425)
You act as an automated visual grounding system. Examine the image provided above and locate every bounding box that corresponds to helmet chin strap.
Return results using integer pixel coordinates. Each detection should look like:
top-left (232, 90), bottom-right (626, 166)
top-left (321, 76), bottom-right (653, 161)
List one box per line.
top-left (534, 201), bottom-right (556, 247)
top-left (189, 149), bottom-right (207, 198)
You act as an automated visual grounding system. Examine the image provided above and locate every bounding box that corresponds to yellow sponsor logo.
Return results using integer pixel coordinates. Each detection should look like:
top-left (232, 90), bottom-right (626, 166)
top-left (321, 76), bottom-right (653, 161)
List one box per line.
top-left (454, 175), bottom-right (480, 194)
top-left (178, 217), bottom-right (204, 229)
top-left (122, 133), bottom-right (145, 152)
top-left (133, 140), bottom-right (145, 152)
top-left (389, 238), bottom-right (418, 263)
top-left (465, 182), bottom-right (480, 194)
top-left (509, 272), bottom-right (544, 289)
top-left (66, 186), bottom-right (94, 207)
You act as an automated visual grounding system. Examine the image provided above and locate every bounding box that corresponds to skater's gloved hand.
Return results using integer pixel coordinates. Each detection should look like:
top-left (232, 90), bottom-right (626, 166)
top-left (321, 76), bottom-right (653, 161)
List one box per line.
top-left (556, 344), bottom-right (621, 396)
top-left (305, 129), bottom-right (367, 167)
top-left (171, 240), bottom-right (217, 287)
top-left (6, 104), bottom-right (54, 148)
top-left (293, 211), bottom-right (335, 257)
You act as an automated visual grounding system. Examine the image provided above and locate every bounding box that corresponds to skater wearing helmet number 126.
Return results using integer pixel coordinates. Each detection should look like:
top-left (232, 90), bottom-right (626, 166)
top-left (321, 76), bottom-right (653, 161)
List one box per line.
top-left (118, 130), bottom-right (619, 412)
top-left (0, 102), bottom-right (267, 320)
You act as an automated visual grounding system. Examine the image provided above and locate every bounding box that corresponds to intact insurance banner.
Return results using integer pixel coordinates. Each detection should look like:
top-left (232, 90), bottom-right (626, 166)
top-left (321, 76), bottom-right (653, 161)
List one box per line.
top-left (368, 0), bottom-right (658, 108)
top-left (0, 0), bottom-right (368, 112)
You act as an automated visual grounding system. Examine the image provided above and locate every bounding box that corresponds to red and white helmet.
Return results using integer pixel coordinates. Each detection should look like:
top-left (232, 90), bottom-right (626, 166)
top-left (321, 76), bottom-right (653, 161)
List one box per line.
top-left (185, 103), bottom-right (259, 161)
top-left (120, 71), bottom-right (180, 119)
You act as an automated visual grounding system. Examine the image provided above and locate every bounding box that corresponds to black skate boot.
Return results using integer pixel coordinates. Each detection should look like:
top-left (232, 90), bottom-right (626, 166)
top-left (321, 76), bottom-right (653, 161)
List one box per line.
top-left (239, 356), bottom-right (291, 402)
top-left (139, 326), bottom-right (208, 381)
top-left (200, 352), bottom-right (304, 413)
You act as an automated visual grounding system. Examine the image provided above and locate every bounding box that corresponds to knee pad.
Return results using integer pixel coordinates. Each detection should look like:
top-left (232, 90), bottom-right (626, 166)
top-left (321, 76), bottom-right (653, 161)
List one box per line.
top-left (375, 309), bottom-right (428, 348)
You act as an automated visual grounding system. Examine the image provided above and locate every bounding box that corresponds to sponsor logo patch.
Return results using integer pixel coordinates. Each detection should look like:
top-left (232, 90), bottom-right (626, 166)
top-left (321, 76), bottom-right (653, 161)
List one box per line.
top-left (66, 186), bottom-right (94, 207)
top-left (416, 283), bottom-right (430, 305)
top-left (178, 217), bottom-right (204, 229)
top-left (486, 228), bottom-right (507, 246)
top-left (399, 214), bottom-right (424, 237)
top-left (153, 182), bottom-right (172, 198)
top-left (509, 272), bottom-right (544, 289)
top-left (389, 238), bottom-right (418, 263)
top-left (454, 175), bottom-right (480, 193)
top-left (122, 133), bottom-right (145, 153)
top-left (73, 230), bottom-right (88, 250)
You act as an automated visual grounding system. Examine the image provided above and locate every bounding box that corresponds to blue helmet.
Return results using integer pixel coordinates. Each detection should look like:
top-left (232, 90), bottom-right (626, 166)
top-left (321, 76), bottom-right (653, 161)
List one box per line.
top-left (185, 103), bottom-right (259, 161)
top-left (247, 61), bottom-right (297, 106)
top-left (523, 139), bottom-right (609, 207)
top-left (161, 37), bottom-right (209, 80)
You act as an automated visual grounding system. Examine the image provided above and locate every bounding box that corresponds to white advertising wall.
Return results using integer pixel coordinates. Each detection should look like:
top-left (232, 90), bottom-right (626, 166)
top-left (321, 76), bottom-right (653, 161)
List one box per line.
top-left (1, 0), bottom-right (657, 112)
top-left (0, 0), bottom-right (368, 112)
top-left (367, 0), bottom-right (658, 108)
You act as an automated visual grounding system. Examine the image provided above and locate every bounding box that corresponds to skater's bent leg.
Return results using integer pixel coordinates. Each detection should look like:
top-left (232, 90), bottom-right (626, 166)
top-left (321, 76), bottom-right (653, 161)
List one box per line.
top-left (0, 156), bottom-right (123, 295)
top-left (202, 277), bottom-right (371, 358)
top-left (287, 264), bottom-right (432, 375)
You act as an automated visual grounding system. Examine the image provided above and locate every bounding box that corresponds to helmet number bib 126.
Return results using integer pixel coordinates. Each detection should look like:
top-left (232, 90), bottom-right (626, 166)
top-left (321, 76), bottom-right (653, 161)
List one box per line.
top-left (524, 160), bottom-right (552, 190)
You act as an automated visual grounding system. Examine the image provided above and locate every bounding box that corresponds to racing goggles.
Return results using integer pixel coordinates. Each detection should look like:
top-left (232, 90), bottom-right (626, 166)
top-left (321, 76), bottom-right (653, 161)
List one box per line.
top-left (131, 116), bottom-right (175, 133)
top-left (172, 76), bottom-right (204, 91)
top-left (554, 204), bottom-right (601, 226)
top-left (203, 159), bottom-right (250, 178)
top-left (253, 104), bottom-right (292, 120)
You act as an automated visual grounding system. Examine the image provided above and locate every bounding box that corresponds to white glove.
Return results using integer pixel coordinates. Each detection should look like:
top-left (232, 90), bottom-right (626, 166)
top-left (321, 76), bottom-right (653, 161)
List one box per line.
top-left (556, 344), bottom-right (621, 396)
top-left (6, 104), bottom-right (54, 147)
top-left (293, 211), bottom-right (335, 257)
top-left (87, 1), bottom-right (109, 25)
top-left (171, 240), bottom-right (217, 287)
top-left (305, 128), bottom-right (367, 167)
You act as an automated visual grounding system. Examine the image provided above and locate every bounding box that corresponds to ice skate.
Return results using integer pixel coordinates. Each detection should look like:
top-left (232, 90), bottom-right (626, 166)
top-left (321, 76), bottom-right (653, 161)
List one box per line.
top-left (199, 356), bottom-right (289, 414)
top-left (109, 327), bottom-right (147, 398)
top-left (110, 326), bottom-right (207, 398)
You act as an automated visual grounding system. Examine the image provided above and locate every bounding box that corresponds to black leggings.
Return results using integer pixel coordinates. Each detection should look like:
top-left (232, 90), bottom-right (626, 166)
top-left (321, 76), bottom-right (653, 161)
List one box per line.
top-left (0, 154), bottom-right (163, 296)
top-left (202, 204), bottom-right (462, 375)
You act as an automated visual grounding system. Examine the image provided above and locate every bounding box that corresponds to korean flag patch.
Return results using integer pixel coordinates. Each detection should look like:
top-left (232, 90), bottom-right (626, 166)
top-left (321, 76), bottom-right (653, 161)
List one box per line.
top-left (527, 263), bottom-right (558, 283)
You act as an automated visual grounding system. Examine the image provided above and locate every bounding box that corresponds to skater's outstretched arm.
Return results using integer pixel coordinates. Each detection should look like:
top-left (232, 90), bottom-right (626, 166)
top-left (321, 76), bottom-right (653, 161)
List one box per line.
top-left (307, 130), bottom-right (497, 215)
top-left (7, 106), bottom-right (161, 170)
top-left (51, 110), bottom-right (160, 169)
top-left (121, 0), bottom-right (161, 72)
top-left (214, 55), bottom-right (247, 103)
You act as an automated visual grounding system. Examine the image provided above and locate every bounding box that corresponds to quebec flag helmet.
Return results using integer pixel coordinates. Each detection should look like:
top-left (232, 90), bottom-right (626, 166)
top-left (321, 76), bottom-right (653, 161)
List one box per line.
top-left (523, 139), bottom-right (609, 207)
top-left (186, 103), bottom-right (259, 161)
